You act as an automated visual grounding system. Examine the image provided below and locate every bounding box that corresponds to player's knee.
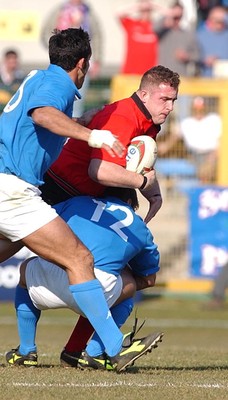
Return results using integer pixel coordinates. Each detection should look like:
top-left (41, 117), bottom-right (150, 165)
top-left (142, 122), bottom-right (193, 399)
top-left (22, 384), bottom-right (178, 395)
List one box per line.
top-left (66, 246), bottom-right (94, 278)
top-left (76, 244), bottom-right (94, 265)
top-left (83, 248), bottom-right (94, 270)
top-left (60, 236), bottom-right (94, 268)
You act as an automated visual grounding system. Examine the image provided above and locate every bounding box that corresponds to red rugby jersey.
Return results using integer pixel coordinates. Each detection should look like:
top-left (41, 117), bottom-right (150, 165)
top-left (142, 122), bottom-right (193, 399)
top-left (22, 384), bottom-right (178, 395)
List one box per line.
top-left (48, 93), bottom-right (160, 196)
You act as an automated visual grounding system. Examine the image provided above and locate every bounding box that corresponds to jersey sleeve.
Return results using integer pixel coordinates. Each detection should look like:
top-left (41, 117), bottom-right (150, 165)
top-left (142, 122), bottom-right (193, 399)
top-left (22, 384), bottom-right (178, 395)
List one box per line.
top-left (27, 72), bottom-right (75, 115)
top-left (128, 229), bottom-right (160, 276)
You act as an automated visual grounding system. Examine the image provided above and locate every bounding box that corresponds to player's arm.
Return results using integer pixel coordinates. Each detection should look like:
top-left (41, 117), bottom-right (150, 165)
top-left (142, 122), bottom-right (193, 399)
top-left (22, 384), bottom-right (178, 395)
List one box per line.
top-left (128, 226), bottom-right (160, 290)
top-left (111, 268), bottom-right (157, 308)
top-left (88, 158), bottom-right (156, 190)
top-left (123, 264), bottom-right (157, 292)
top-left (140, 176), bottom-right (162, 223)
top-left (31, 106), bottom-right (124, 158)
top-left (116, 1), bottom-right (168, 18)
top-left (74, 106), bottom-right (103, 126)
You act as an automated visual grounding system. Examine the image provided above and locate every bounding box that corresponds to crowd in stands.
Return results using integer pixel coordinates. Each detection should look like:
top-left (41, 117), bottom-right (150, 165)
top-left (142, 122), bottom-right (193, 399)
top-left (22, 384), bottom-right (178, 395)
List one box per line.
top-left (114, 0), bottom-right (227, 186)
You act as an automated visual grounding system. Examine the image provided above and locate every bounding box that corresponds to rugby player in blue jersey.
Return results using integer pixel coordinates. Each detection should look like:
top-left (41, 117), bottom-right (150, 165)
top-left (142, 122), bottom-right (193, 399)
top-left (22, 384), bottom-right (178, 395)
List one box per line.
top-left (0, 28), bottom-right (160, 371)
top-left (6, 188), bottom-right (163, 372)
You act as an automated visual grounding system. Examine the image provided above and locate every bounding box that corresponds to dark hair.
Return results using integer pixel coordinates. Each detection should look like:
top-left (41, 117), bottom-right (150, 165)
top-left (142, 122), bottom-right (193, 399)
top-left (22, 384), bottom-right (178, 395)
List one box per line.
top-left (104, 187), bottom-right (139, 211)
top-left (4, 50), bottom-right (18, 58)
top-left (173, 1), bottom-right (183, 9)
top-left (49, 28), bottom-right (91, 72)
top-left (140, 65), bottom-right (180, 90)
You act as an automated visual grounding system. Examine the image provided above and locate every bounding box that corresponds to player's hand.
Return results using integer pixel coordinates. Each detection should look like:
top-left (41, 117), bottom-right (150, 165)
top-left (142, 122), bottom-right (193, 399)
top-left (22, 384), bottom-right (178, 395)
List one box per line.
top-left (88, 129), bottom-right (125, 157)
top-left (133, 272), bottom-right (157, 291)
top-left (139, 169), bottom-right (156, 190)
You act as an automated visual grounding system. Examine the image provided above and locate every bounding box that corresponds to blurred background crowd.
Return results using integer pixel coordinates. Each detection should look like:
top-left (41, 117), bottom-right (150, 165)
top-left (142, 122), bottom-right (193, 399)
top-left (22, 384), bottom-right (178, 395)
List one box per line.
top-left (0, 0), bottom-right (228, 307)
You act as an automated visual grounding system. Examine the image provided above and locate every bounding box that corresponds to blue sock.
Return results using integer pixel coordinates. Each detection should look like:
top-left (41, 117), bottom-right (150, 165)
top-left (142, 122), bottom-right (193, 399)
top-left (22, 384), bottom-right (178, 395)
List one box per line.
top-left (15, 285), bottom-right (41, 355)
top-left (86, 298), bottom-right (134, 357)
top-left (69, 279), bottom-right (123, 357)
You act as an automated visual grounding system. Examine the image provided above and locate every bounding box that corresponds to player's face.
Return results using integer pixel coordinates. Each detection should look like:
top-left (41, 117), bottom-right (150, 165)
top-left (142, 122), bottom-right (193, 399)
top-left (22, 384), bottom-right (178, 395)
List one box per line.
top-left (144, 83), bottom-right (178, 125)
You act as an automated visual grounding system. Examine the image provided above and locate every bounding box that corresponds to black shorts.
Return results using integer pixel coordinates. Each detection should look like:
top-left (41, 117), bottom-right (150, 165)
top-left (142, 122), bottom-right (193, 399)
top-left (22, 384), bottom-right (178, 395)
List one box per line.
top-left (39, 171), bottom-right (81, 205)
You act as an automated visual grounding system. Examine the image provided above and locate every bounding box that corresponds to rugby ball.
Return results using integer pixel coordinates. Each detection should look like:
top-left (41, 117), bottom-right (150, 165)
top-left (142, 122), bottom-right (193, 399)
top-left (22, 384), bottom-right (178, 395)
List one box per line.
top-left (126, 135), bottom-right (157, 174)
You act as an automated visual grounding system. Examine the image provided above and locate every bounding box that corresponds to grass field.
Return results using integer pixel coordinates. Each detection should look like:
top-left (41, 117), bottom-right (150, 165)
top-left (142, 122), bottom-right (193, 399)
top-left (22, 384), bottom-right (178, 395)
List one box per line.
top-left (0, 295), bottom-right (228, 400)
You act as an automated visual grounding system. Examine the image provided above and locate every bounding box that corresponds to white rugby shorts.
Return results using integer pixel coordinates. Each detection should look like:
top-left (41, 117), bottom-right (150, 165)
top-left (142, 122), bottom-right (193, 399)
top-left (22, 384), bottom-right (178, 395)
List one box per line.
top-left (0, 174), bottom-right (58, 241)
top-left (25, 257), bottom-right (123, 314)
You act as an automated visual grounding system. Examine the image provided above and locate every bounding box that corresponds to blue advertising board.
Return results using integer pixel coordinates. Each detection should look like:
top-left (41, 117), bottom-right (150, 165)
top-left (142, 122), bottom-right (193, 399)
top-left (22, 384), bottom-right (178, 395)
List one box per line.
top-left (188, 186), bottom-right (228, 278)
top-left (0, 248), bottom-right (34, 301)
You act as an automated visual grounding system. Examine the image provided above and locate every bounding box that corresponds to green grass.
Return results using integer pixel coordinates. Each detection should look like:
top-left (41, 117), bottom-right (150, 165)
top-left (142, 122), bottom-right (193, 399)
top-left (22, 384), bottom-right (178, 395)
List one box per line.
top-left (0, 297), bottom-right (228, 400)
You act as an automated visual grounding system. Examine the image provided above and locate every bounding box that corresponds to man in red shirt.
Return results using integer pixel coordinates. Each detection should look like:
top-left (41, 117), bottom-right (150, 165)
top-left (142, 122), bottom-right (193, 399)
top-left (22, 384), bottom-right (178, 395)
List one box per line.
top-left (44, 93), bottom-right (159, 196)
top-left (116, 0), bottom-right (160, 74)
top-left (40, 65), bottom-right (180, 223)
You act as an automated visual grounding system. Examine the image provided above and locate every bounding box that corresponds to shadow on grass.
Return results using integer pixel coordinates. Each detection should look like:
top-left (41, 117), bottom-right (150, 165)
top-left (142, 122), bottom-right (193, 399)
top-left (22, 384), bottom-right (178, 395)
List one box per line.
top-left (1, 363), bottom-right (228, 372)
top-left (138, 365), bottom-right (228, 372)
top-left (0, 363), bottom-right (59, 369)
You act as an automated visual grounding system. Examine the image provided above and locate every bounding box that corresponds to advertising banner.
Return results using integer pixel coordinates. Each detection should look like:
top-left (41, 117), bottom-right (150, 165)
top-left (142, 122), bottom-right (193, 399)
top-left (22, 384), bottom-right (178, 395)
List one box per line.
top-left (0, 11), bottom-right (39, 41)
top-left (188, 186), bottom-right (228, 278)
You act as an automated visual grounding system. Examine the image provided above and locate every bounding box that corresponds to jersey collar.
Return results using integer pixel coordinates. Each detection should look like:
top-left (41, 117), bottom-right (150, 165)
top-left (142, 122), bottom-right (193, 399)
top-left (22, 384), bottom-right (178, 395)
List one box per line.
top-left (131, 92), bottom-right (152, 120)
top-left (48, 64), bottom-right (81, 99)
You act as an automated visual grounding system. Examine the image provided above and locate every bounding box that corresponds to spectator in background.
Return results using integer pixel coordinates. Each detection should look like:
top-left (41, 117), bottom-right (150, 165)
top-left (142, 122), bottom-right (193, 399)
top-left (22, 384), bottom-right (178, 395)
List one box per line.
top-left (203, 262), bottom-right (228, 309)
top-left (197, 5), bottom-right (228, 77)
top-left (0, 49), bottom-right (25, 114)
top-left (158, 96), bottom-right (222, 183)
top-left (152, 0), bottom-right (197, 31)
top-left (196, 0), bottom-right (228, 26)
top-left (41, 0), bottom-right (102, 117)
top-left (154, 2), bottom-right (201, 128)
top-left (154, 2), bottom-right (200, 78)
top-left (116, 0), bottom-right (162, 75)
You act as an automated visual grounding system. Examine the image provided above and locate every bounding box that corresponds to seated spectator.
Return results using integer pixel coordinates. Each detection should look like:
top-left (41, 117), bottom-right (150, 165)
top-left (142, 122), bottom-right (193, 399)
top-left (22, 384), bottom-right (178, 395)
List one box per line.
top-left (0, 49), bottom-right (25, 114)
top-left (196, 0), bottom-right (228, 26)
top-left (197, 5), bottom-right (228, 77)
top-left (158, 96), bottom-right (222, 183)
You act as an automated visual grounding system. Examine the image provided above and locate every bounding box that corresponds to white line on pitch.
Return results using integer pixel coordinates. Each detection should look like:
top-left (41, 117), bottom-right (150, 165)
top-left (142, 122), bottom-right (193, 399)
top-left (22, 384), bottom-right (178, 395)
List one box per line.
top-left (9, 381), bottom-right (228, 389)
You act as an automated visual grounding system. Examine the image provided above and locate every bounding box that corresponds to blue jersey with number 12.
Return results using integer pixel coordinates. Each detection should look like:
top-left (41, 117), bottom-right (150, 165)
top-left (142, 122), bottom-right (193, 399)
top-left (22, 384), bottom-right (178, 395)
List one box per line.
top-left (54, 195), bottom-right (160, 277)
